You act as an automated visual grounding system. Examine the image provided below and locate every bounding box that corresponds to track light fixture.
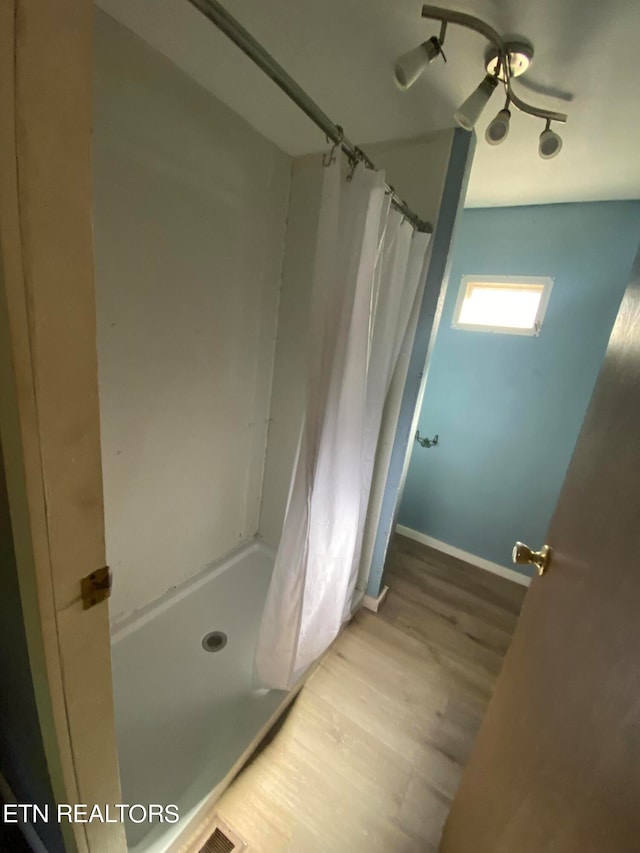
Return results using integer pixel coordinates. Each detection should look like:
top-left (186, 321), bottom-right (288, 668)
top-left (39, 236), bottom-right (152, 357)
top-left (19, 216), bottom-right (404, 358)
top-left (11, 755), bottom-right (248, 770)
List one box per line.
top-left (485, 98), bottom-right (511, 145)
top-left (394, 5), bottom-right (568, 159)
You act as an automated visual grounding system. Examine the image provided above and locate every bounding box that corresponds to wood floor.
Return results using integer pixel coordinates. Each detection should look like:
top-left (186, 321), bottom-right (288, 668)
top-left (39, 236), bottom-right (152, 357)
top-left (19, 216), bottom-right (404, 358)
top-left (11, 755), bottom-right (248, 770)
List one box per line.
top-left (212, 534), bottom-right (527, 852)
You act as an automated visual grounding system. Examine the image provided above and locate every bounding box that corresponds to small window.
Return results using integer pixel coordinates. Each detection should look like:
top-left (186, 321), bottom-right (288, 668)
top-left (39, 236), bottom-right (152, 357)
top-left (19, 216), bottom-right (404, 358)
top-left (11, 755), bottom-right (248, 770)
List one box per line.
top-left (452, 275), bottom-right (553, 336)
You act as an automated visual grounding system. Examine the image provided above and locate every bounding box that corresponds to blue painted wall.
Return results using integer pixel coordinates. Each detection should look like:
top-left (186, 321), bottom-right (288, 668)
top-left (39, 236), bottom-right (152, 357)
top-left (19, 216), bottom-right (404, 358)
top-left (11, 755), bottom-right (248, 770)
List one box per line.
top-left (398, 201), bottom-right (640, 576)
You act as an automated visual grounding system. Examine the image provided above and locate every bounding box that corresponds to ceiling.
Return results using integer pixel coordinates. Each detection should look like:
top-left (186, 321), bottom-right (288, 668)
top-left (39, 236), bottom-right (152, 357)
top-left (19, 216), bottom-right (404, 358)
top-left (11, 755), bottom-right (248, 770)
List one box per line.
top-left (96, 0), bottom-right (640, 207)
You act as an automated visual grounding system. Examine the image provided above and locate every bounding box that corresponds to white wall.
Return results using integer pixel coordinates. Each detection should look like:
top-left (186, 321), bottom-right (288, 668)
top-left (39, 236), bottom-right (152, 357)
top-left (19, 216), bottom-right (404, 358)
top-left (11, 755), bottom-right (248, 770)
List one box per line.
top-left (93, 11), bottom-right (291, 622)
top-left (258, 130), bottom-right (455, 579)
top-left (257, 156), bottom-right (323, 546)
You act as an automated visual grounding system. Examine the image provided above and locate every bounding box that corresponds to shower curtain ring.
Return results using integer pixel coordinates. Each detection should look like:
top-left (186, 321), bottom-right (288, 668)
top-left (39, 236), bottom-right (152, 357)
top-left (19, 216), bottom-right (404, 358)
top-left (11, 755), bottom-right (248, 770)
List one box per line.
top-left (346, 153), bottom-right (359, 182)
top-left (322, 126), bottom-right (344, 167)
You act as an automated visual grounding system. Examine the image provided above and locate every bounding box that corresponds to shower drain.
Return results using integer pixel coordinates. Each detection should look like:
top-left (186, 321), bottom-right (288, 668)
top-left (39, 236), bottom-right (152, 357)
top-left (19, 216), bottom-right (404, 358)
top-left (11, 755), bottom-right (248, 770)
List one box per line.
top-left (202, 631), bottom-right (228, 653)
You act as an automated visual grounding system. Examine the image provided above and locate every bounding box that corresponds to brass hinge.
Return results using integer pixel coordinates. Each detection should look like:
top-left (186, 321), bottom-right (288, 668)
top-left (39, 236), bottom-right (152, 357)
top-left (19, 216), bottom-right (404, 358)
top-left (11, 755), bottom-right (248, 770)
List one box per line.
top-left (81, 566), bottom-right (112, 610)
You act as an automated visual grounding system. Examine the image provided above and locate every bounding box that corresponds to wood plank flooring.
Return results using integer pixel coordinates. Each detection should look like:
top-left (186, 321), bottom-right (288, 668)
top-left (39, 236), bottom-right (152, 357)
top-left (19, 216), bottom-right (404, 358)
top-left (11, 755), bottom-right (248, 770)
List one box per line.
top-left (212, 534), bottom-right (527, 852)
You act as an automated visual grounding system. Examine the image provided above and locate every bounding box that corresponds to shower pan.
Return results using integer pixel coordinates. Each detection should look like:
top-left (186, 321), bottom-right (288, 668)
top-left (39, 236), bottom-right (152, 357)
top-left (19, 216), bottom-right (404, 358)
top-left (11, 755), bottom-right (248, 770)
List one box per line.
top-left (110, 541), bottom-right (286, 851)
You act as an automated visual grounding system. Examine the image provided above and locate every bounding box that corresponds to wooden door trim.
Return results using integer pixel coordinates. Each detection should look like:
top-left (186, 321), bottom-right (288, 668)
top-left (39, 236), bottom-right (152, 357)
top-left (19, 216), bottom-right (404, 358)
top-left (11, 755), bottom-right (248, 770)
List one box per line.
top-left (0, 3), bottom-right (124, 851)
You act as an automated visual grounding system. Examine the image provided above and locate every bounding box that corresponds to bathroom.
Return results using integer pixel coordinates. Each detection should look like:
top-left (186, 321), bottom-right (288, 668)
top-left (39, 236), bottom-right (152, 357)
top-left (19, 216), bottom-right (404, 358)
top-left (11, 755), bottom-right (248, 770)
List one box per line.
top-left (92, 5), bottom-right (462, 849)
top-left (1, 1), bottom-right (639, 852)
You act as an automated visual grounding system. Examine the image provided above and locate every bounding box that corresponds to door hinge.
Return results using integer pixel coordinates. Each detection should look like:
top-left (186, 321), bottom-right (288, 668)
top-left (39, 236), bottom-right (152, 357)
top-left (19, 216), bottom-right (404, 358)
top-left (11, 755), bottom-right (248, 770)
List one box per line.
top-left (81, 566), bottom-right (112, 610)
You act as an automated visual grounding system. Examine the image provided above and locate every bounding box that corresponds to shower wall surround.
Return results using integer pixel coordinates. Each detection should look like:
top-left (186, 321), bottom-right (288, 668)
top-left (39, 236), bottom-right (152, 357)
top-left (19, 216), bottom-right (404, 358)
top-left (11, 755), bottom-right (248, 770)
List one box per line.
top-left (93, 11), bottom-right (290, 622)
top-left (95, 10), bottom-right (462, 623)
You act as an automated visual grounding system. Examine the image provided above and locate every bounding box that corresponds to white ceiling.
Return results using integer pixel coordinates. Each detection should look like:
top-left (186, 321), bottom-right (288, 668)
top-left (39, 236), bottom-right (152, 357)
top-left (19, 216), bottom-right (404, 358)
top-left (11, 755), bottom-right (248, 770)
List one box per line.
top-left (97, 0), bottom-right (640, 207)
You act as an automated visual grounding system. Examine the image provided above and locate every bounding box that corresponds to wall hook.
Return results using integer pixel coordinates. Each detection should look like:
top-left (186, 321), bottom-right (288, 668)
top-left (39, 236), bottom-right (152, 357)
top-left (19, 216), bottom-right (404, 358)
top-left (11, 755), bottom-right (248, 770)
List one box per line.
top-left (416, 431), bottom-right (439, 448)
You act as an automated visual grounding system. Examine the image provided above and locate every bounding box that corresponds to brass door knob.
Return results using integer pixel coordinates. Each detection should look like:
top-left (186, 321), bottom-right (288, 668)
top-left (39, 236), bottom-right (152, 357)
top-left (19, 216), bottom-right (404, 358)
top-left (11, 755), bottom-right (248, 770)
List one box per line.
top-left (512, 542), bottom-right (551, 576)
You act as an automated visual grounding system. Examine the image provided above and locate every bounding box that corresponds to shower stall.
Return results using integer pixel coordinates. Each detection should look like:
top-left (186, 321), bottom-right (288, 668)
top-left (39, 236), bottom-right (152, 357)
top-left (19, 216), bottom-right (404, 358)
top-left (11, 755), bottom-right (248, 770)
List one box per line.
top-left (109, 541), bottom-right (285, 851)
top-left (91, 4), bottom-right (472, 850)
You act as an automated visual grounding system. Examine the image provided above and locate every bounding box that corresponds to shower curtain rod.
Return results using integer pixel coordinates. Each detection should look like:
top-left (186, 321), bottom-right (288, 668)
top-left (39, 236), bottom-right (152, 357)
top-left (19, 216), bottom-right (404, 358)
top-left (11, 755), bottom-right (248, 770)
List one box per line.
top-left (187, 0), bottom-right (433, 233)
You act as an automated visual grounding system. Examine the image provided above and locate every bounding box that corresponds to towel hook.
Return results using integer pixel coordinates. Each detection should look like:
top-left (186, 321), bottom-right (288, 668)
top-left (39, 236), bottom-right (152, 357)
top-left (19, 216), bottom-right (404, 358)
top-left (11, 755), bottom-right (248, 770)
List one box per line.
top-left (416, 431), bottom-right (439, 448)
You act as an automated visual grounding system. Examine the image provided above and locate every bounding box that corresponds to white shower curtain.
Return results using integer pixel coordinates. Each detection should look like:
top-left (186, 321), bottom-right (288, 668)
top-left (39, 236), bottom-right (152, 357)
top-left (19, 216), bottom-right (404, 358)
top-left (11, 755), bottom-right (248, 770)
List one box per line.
top-left (255, 158), bottom-right (431, 690)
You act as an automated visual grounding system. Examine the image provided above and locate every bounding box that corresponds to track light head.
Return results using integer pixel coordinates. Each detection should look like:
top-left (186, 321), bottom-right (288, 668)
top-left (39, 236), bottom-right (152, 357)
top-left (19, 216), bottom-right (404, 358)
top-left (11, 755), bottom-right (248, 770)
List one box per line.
top-left (454, 74), bottom-right (499, 131)
top-left (394, 37), bottom-right (443, 90)
top-left (485, 105), bottom-right (511, 145)
top-left (538, 121), bottom-right (563, 159)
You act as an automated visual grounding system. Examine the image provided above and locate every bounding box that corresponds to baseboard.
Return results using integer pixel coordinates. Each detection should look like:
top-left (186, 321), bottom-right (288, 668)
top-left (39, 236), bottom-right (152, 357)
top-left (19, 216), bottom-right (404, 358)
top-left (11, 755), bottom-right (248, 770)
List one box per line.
top-left (363, 584), bottom-right (389, 613)
top-left (395, 525), bottom-right (531, 587)
top-left (0, 771), bottom-right (49, 853)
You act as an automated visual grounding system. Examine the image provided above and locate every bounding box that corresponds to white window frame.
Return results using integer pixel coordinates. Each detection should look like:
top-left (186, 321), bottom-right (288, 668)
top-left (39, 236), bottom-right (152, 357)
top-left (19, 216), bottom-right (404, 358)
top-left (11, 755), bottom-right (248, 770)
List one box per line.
top-left (452, 275), bottom-right (554, 337)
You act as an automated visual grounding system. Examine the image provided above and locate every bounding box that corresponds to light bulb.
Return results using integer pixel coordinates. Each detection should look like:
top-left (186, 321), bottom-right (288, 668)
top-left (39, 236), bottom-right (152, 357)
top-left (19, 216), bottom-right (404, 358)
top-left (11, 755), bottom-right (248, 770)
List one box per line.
top-left (394, 37), bottom-right (442, 91)
top-left (454, 75), bottom-right (499, 130)
top-left (485, 107), bottom-right (511, 145)
top-left (539, 124), bottom-right (563, 159)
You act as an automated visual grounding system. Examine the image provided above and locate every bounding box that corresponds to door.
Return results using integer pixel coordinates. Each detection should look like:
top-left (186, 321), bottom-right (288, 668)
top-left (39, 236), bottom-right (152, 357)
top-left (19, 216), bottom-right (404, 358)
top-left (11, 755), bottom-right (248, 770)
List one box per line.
top-left (439, 245), bottom-right (640, 851)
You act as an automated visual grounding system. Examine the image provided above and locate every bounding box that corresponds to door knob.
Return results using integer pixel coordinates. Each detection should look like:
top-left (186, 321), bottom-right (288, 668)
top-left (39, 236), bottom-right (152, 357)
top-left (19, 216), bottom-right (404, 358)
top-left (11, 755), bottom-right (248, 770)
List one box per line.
top-left (512, 542), bottom-right (551, 576)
